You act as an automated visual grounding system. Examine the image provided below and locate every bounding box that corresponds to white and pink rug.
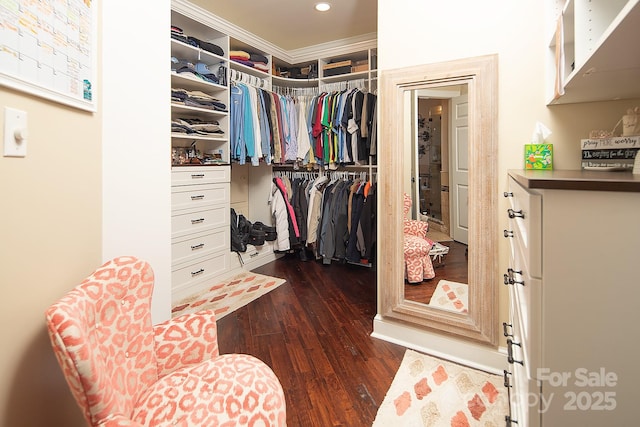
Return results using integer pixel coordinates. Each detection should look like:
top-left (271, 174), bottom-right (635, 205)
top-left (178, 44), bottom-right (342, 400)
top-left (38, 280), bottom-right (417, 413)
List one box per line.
top-left (171, 271), bottom-right (286, 319)
top-left (428, 280), bottom-right (468, 313)
top-left (373, 349), bottom-right (507, 427)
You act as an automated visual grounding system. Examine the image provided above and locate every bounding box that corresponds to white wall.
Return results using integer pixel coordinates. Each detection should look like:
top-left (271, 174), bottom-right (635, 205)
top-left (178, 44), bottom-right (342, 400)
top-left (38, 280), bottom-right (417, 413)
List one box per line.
top-left (102, 0), bottom-right (172, 324)
top-left (376, 0), bottom-right (640, 366)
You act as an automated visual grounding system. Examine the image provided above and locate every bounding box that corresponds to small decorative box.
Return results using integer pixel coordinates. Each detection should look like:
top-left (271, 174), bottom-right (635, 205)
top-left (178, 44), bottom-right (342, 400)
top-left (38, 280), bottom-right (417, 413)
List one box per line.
top-left (525, 144), bottom-right (553, 170)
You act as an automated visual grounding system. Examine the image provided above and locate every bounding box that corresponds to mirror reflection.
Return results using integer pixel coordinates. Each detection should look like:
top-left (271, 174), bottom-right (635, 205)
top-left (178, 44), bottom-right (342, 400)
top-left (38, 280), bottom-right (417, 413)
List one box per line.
top-left (403, 84), bottom-right (469, 313)
top-left (379, 54), bottom-right (497, 345)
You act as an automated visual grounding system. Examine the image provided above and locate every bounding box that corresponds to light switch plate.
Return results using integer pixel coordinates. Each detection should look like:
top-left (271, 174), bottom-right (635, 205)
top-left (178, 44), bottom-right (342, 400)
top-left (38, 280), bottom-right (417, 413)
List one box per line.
top-left (4, 107), bottom-right (28, 157)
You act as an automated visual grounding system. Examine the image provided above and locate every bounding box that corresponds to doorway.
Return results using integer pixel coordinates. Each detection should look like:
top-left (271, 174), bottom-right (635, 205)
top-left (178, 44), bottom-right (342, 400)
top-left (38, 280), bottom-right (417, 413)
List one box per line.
top-left (416, 97), bottom-right (450, 236)
top-left (414, 88), bottom-right (468, 245)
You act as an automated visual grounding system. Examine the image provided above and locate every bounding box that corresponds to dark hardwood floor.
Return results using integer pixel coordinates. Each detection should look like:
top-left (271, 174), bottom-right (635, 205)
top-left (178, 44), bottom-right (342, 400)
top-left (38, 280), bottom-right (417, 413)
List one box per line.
top-left (217, 245), bottom-right (468, 426)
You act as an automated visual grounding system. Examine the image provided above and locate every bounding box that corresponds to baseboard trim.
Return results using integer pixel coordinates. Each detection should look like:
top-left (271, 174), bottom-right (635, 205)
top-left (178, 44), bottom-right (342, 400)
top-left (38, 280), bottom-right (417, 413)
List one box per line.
top-left (372, 315), bottom-right (507, 375)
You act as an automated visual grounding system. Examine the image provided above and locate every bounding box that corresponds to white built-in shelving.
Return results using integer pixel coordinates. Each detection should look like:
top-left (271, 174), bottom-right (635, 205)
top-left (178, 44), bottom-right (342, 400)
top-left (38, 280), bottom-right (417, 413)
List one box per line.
top-left (547, 0), bottom-right (640, 104)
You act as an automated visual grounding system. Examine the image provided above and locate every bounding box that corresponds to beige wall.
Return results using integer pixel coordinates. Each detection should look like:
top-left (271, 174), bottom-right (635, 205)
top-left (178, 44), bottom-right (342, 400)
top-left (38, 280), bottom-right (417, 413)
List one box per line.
top-left (378, 0), bottom-right (640, 347)
top-left (0, 0), bottom-right (170, 424)
top-left (0, 88), bottom-right (101, 424)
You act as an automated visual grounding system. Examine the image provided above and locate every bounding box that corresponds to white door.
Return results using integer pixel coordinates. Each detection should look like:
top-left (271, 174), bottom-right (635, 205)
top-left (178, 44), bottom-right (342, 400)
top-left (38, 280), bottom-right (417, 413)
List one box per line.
top-left (450, 94), bottom-right (469, 244)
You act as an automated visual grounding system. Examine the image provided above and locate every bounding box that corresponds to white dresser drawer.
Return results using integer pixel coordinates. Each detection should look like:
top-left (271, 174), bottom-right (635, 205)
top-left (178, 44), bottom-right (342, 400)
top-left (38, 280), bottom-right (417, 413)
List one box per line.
top-left (172, 205), bottom-right (229, 238)
top-left (505, 355), bottom-right (541, 427)
top-left (171, 252), bottom-right (230, 289)
top-left (171, 183), bottom-right (229, 211)
top-left (506, 176), bottom-right (542, 278)
top-left (172, 227), bottom-right (230, 265)
top-left (507, 240), bottom-right (541, 380)
top-left (171, 166), bottom-right (230, 186)
top-left (505, 297), bottom-right (540, 427)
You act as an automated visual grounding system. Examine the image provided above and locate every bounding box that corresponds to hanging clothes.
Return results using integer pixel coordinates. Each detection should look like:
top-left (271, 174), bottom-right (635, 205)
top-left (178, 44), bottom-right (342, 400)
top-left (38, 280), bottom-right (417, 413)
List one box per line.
top-left (230, 74), bottom-right (377, 168)
top-left (269, 178), bottom-right (290, 251)
top-left (273, 170), bottom-right (376, 266)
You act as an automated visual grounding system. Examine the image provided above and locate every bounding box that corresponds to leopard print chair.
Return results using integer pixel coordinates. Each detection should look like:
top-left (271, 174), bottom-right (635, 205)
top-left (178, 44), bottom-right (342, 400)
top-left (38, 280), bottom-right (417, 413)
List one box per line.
top-left (45, 256), bottom-right (286, 426)
top-left (403, 193), bottom-right (436, 283)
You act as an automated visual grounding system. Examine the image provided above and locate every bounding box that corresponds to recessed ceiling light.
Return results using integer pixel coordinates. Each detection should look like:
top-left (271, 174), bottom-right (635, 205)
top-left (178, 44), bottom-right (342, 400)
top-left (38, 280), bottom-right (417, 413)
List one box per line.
top-left (315, 2), bottom-right (331, 12)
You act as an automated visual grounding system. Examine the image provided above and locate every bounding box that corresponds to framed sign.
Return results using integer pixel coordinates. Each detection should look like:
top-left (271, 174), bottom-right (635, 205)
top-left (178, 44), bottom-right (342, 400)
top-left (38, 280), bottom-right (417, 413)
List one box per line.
top-left (0, 0), bottom-right (98, 112)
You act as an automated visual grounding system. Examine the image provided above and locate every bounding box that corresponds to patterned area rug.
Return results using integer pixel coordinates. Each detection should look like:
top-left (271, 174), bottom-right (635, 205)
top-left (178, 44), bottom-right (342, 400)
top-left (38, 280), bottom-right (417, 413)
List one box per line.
top-left (373, 349), bottom-right (507, 427)
top-left (171, 271), bottom-right (286, 319)
top-left (428, 280), bottom-right (468, 313)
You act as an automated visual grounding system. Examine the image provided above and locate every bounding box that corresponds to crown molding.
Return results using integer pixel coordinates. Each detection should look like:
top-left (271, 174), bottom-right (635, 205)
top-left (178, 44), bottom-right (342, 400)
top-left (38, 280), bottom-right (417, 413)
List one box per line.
top-left (286, 33), bottom-right (377, 64)
top-left (172, 0), bottom-right (377, 65)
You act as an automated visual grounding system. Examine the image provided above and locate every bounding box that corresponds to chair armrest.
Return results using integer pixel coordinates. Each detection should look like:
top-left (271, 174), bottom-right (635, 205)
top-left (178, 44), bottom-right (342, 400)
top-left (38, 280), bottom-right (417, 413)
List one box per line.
top-left (96, 414), bottom-right (144, 426)
top-left (404, 219), bottom-right (429, 237)
top-left (153, 310), bottom-right (220, 378)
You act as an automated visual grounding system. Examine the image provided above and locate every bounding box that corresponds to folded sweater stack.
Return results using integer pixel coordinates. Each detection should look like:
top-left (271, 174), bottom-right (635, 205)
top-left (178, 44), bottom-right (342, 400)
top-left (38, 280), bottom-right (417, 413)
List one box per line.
top-left (230, 50), bottom-right (269, 73)
top-left (171, 88), bottom-right (227, 112)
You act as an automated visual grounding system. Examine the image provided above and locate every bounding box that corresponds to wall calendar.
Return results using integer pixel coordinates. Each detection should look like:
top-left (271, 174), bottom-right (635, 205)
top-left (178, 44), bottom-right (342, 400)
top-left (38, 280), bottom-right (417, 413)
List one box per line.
top-left (0, 0), bottom-right (97, 112)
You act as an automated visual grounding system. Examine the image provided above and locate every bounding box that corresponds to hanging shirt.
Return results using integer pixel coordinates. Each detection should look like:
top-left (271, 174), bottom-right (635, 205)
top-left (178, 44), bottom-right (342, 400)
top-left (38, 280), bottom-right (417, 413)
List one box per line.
top-left (247, 85), bottom-right (261, 165)
top-left (296, 96), bottom-right (312, 162)
top-left (230, 85), bottom-right (246, 163)
top-left (258, 89), bottom-right (272, 164)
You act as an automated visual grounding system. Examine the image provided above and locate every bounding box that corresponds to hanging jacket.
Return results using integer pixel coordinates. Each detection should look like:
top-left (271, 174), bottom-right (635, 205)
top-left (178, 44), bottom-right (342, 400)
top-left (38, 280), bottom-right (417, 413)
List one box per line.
top-left (269, 181), bottom-right (290, 251)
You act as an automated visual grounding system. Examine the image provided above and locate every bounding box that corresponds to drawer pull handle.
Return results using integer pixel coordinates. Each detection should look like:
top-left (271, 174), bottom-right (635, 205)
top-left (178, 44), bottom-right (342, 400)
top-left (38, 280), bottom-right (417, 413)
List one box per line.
top-left (507, 208), bottom-right (524, 219)
top-left (507, 338), bottom-right (524, 366)
top-left (191, 268), bottom-right (204, 277)
top-left (502, 322), bottom-right (513, 338)
top-left (191, 218), bottom-right (205, 224)
top-left (503, 370), bottom-right (512, 388)
top-left (191, 243), bottom-right (205, 250)
top-left (191, 174), bottom-right (205, 179)
top-left (503, 229), bottom-right (514, 238)
top-left (504, 269), bottom-right (525, 286)
top-left (191, 194), bottom-right (205, 200)
top-left (503, 192), bottom-right (513, 198)
top-left (505, 415), bottom-right (519, 425)
top-left (503, 274), bottom-right (525, 286)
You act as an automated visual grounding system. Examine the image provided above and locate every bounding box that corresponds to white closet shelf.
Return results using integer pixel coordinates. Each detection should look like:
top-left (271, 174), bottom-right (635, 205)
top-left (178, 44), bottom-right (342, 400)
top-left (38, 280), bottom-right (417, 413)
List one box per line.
top-left (171, 39), bottom-right (227, 64)
top-left (229, 60), bottom-right (270, 78)
top-left (548, 0), bottom-right (640, 104)
top-left (170, 133), bottom-right (228, 142)
top-left (171, 103), bottom-right (229, 116)
top-left (171, 73), bottom-right (227, 93)
top-left (321, 70), bottom-right (370, 83)
top-left (271, 75), bottom-right (319, 87)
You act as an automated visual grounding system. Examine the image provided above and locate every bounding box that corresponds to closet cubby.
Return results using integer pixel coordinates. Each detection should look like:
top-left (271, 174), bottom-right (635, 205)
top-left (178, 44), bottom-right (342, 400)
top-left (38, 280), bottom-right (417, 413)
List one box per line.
top-left (170, 8), bottom-right (230, 166)
top-left (229, 38), bottom-right (271, 83)
top-left (319, 50), bottom-right (370, 80)
top-left (272, 57), bottom-right (319, 86)
top-left (546, 0), bottom-right (640, 104)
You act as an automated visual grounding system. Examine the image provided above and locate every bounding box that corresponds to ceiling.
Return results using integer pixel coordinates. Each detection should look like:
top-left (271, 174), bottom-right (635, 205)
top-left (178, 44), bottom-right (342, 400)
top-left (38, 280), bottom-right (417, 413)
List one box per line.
top-left (187, 0), bottom-right (378, 51)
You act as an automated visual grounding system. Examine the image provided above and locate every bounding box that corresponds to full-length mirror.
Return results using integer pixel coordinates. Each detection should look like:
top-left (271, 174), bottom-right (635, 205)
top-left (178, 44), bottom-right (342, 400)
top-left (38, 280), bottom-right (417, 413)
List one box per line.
top-left (378, 55), bottom-right (498, 345)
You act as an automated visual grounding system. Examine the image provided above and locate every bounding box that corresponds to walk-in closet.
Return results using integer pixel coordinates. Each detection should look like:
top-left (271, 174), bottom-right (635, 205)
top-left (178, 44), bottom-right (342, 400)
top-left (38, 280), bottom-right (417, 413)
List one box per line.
top-left (170, 0), bottom-right (378, 301)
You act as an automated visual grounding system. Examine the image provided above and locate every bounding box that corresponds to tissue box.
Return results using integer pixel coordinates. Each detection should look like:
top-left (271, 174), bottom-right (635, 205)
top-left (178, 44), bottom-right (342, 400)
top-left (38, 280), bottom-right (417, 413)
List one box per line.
top-left (525, 144), bottom-right (553, 169)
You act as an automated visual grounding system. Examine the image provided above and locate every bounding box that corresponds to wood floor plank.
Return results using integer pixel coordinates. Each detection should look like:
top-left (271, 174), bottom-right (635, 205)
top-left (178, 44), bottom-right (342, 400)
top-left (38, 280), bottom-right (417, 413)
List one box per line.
top-left (216, 251), bottom-right (467, 426)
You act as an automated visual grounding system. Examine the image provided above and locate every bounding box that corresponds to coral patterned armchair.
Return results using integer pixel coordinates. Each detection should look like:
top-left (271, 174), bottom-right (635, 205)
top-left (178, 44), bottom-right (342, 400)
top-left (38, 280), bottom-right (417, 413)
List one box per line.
top-left (45, 256), bottom-right (286, 427)
top-left (403, 193), bottom-right (436, 283)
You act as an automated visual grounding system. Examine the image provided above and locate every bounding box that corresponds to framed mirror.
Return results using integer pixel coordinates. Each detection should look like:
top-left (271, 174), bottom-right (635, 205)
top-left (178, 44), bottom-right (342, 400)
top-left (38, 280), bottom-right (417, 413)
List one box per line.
top-left (378, 54), bottom-right (498, 345)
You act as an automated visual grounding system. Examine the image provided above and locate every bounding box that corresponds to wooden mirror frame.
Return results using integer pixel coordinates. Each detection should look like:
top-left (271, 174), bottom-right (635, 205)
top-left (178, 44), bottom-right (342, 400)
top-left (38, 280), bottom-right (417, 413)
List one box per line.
top-left (378, 54), bottom-right (498, 346)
